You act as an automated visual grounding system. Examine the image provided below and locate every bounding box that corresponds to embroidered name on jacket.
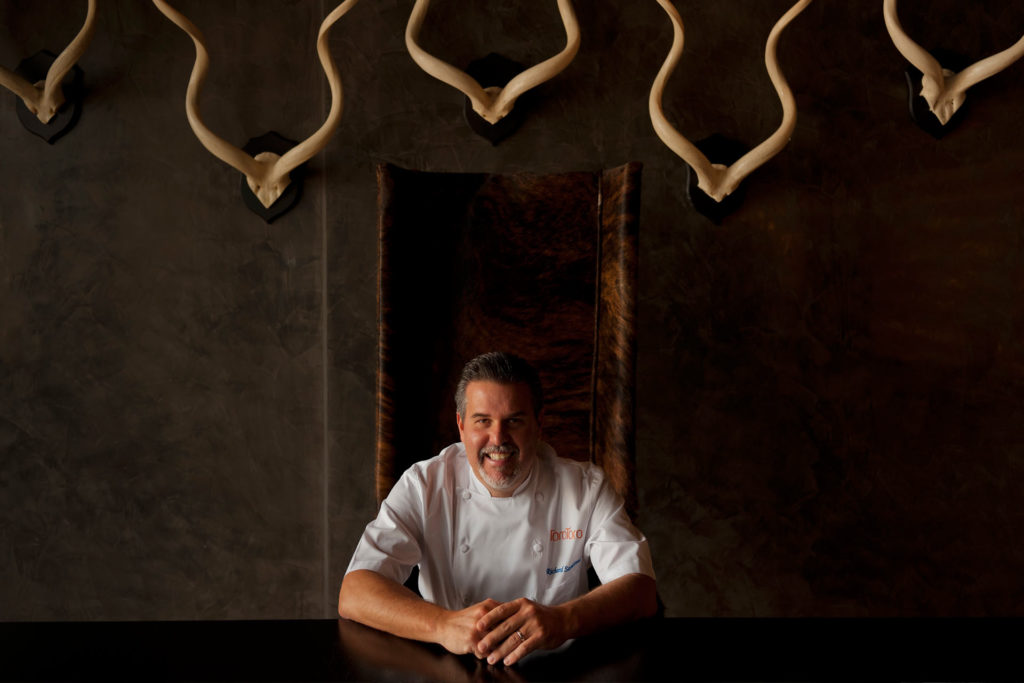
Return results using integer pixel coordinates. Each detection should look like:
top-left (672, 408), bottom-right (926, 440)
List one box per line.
top-left (546, 557), bottom-right (582, 575)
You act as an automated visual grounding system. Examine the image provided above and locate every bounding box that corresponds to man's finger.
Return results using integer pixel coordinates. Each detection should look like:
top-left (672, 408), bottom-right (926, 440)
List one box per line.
top-left (476, 598), bottom-right (502, 614)
top-left (477, 613), bottom-right (521, 655)
top-left (502, 637), bottom-right (532, 666)
top-left (486, 627), bottom-right (531, 666)
top-left (476, 599), bottom-right (518, 630)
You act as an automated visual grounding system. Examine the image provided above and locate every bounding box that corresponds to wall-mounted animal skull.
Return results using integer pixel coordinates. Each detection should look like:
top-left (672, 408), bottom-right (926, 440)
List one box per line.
top-left (152, 0), bottom-right (360, 219)
top-left (649, 0), bottom-right (813, 210)
top-left (405, 0), bottom-right (580, 128)
top-left (0, 0), bottom-right (97, 141)
top-left (883, 0), bottom-right (1024, 129)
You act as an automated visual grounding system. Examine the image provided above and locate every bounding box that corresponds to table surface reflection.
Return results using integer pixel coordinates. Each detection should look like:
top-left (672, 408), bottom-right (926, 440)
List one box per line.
top-left (1, 616), bottom-right (1020, 681)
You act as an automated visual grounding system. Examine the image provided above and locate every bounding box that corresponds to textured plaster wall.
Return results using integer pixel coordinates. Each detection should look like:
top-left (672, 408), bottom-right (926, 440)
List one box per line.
top-left (2, 0), bottom-right (1023, 620)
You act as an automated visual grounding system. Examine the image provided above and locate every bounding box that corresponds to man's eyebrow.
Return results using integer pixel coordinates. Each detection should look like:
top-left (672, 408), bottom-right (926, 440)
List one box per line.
top-left (470, 411), bottom-right (526, 418)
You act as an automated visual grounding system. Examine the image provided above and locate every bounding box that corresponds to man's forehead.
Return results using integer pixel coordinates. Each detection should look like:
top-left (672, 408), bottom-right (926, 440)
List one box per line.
top-left (464, 380), bottom-right (534, 411)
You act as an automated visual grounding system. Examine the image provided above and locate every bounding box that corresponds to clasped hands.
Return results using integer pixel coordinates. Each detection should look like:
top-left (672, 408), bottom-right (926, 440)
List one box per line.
top-left (440, 597), bottom-right (571, 666)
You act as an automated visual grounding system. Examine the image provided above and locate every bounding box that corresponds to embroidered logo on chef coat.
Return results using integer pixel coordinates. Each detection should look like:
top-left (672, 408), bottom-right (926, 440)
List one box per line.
top-left (550, 527), bottom-right (583, 542)
top-left (546, 557), bottom-right (582, 575)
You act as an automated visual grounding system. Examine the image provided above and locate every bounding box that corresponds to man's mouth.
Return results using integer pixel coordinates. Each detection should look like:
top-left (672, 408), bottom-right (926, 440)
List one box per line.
top-left (476, 445), bottom-right (527, 492)
top-left (482, 447), bottom-right (517, 463)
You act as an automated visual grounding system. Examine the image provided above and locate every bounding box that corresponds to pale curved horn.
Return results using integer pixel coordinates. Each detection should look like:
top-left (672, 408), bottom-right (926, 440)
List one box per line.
top-left (151, 0), bottom-right (358, 209)
top-left (884, 0), bottom-right (1024, 126)
top-left (650, 0), bottom-right (812, 203)
top-left (0, 0), bottom-right (98, 124)
top-left (405, 0), bottom-right (580, 125)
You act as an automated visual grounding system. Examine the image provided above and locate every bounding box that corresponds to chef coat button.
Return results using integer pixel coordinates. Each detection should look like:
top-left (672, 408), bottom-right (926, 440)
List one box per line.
top-left (536, 492), bottom-right (545, 503)
top-left (461, 544), bottom-right (470, 554)
top-left (532, 541), bottom-right (543, 554)
top-left (462, 490), bottom-right (471, 501)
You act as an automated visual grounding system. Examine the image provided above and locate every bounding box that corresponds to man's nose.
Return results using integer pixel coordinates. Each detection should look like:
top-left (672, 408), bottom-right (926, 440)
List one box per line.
top-left (488, 421), bottom-right (508, 444)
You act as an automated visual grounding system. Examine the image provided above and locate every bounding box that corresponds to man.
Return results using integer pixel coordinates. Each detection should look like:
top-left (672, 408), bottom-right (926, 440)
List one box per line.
top-left (339, 352), bottom-right (657, 666)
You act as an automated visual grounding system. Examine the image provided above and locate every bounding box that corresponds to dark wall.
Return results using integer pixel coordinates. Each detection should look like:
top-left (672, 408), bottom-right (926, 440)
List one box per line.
top-left (2, 0), bottom-right (1023, 619)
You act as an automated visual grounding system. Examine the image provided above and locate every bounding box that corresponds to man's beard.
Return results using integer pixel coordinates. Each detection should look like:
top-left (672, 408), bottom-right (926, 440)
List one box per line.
top-left (478, 444), bottom-right (522, 491)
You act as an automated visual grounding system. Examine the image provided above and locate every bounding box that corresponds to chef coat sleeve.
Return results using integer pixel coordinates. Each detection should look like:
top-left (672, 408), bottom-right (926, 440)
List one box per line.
top-left (344, 468), bottom-right (425, 586)
top-left (586, 472), bottom-right (656, 585)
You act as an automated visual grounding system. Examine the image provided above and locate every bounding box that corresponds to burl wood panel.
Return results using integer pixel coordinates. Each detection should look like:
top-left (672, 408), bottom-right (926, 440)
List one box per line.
top-left (376, 163), bottom-right (640, 515)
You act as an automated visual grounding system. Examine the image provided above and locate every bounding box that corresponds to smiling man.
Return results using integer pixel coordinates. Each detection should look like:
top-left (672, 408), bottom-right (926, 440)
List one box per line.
top-left (339, 351), bottom-right (657, 666)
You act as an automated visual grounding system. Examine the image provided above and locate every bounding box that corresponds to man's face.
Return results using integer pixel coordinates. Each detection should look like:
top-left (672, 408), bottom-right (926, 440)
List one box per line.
top-left (457, 380), bottom-right (542, 497)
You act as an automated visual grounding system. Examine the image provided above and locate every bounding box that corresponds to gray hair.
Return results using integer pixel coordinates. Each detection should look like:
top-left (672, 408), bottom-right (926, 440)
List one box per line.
top-left (455, 351), bottom-right (543, 419)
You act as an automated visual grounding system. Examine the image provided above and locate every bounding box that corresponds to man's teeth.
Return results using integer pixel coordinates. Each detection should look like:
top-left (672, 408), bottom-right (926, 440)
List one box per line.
top-left (487, 452), bottom-right (511, 461)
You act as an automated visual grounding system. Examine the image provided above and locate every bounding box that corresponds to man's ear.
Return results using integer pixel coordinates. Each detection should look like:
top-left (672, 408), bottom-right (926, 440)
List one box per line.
top-left (456, 411), bottom-right (464, 433)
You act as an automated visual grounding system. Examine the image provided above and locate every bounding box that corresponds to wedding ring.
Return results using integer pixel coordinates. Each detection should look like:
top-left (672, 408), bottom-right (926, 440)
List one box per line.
top-left (515, 629), bottom-right (525, 642)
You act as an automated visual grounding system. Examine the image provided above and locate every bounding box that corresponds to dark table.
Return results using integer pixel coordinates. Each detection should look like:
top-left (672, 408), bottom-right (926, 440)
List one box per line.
top-left (1, 617), bottom-right (1020, 681)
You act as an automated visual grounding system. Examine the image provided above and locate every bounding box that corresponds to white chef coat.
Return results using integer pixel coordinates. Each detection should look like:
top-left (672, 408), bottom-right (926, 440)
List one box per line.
top-left (345, 441), bottom-right (655, 611)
